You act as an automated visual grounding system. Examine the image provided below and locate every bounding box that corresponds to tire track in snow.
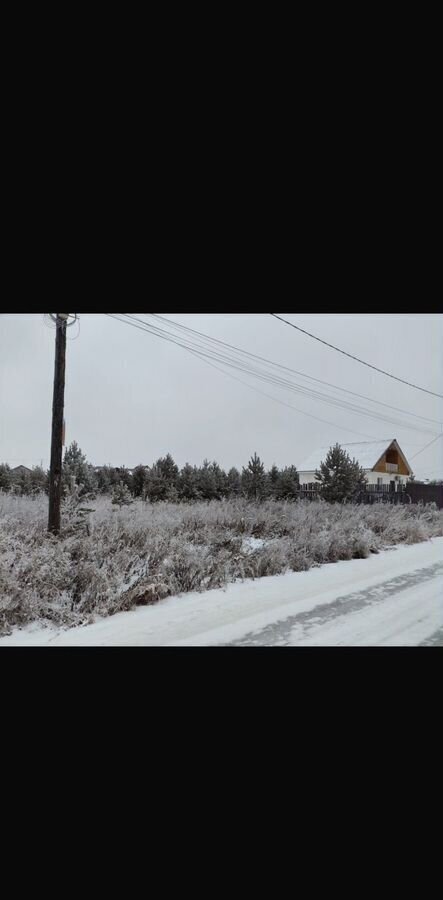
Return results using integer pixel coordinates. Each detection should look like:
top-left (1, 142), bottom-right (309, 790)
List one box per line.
top-left (420, 626), bottom-right (443, 647)
top-left (228, 560), bottom-right (443, 647)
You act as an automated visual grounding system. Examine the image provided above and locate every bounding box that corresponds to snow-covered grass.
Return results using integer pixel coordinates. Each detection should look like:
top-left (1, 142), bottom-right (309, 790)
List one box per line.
top-left (0, 493), bottom-right (442, 636)
top-left (2, 538), bottom-right (442, 646)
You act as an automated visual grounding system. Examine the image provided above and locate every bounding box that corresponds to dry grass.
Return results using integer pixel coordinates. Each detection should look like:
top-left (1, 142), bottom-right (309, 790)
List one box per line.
top-left (1, 493), bottom-right (442, 636)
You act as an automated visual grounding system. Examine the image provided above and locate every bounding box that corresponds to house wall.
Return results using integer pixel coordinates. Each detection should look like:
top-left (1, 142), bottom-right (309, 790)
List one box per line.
top-left (365, 471), bottom-right (409, 486)
top-left (299, 471), bottom-right (320, 486)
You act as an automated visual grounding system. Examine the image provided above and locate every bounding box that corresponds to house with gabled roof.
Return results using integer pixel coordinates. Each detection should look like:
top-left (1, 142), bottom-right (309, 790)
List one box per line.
top-left (11, 465), bottom-right (32, 476)
top-left (298, 439), bottom-right (413, 488)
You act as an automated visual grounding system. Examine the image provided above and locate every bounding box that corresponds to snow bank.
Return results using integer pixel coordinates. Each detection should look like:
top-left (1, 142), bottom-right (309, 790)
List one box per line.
top-left (1, 537), bottom-right (442, 646)
top-left (1, 494), bottom-right (442, 636)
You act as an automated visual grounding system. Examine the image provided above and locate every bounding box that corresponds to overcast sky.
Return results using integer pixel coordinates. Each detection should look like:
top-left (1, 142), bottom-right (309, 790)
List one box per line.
top-left (1, 313), bottom-right (442, 480)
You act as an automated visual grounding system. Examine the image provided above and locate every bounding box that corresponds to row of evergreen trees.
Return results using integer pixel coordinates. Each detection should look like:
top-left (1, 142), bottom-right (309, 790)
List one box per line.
top-left (3, 442), bottom-right (431, 504)
top-left (85, 446), bottom-right (300, 502)
top-left (0, 444), bottom-right (300, 502)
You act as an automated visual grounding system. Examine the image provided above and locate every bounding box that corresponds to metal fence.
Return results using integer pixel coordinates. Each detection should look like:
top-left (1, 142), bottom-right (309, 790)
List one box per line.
top-left (355, 488), bottom-right (411, 506)
top-left (296, 483), bottom-right (443, 508)
top-left (405, 483), bottom-right (443, 509)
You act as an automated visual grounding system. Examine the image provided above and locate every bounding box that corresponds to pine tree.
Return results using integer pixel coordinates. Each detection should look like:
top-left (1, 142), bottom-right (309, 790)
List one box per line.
top-left (0, 464), bottom-right (12, 492)
top-left (29, 466), bottom-right (49, 495)
top-left (111, 481), bottom-right (134, 508)
top-left (11, 469), bottom-right (32, 495)
top-left (277, 466), bottom-right (299, 500)
top-left (178, 464), bottom-right (200, 501)
top-left (116, 466), bottom-right (134, 494)
top-left (96, 466), bottom-right (113, 494)
top-left (146, 455), bottom-right (179, 500)
top-left (195, 460), bottom-right (218, 500)
top-left (210, 461), bottom-right (228, 499)
top-left (132, 465), bottom-right (147, 498)
top-left (315, 444), bottom-right (366, 503)
top-left (63, 442), bottom-right (97, 497)
top-left (109, 467), bottom-right (122, 487)
top-left (266, 464), bottom-right (281, 498)
top-left (227, 467), bottom-right (242, 497)
top-left (243, 453), bottom-right (266, 500)
top-left (157, 454), bottom-right (179, 484)
top-left (145, 463), bottom-right (176, 502)
top-left (64, 441), bottom-right (87, 474)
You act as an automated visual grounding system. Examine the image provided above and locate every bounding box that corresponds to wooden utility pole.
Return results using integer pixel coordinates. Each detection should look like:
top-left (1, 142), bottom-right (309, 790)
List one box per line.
top-left (48, 314), bottom-right (69, 535)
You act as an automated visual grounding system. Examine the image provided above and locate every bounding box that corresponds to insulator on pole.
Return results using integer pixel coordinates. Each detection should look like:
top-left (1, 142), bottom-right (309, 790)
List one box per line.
top-left (48, 313), bottom-right (77, 327)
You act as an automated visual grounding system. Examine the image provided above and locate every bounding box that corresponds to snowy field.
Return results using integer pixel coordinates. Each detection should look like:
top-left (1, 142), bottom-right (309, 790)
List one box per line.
top-left (1, 494), bottom-right (443, 640)
top-left (1, 537), bottom-right (442, 646)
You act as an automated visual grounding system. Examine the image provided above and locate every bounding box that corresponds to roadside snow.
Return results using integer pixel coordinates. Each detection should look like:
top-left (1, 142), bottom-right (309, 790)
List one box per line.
top-left (242, 537), bottom-right (266, 554)
top-left (1, 537), bottom-right (442, 647)
top-left (291, 575), bottom-right (441, 646)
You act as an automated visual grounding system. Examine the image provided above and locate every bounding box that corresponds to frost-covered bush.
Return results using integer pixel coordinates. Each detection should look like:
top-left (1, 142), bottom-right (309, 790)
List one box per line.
top-left (111, 482), bottom-right (134, 509)
top-left (0, 494), bottom-right (442, 636)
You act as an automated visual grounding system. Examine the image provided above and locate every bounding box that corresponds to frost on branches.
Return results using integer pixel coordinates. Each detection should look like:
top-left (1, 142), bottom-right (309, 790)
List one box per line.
top-left (112, 482), bottom-right (134, 508)
top-left (0, 493), bottom-right (442, 638)
top-left (315, 444), bottom-right (367, 503)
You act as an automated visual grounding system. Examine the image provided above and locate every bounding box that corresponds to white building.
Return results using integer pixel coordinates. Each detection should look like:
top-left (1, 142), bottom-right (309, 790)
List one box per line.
top-left (298, 439), bottom-right (413, 488)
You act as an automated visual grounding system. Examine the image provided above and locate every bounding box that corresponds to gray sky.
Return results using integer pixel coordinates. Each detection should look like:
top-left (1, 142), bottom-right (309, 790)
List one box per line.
top-left (1, 313), bottom-right (442, 480)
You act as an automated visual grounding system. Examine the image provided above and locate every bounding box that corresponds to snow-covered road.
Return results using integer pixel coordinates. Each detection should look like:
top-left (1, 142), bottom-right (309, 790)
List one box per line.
top-left (1, 538), bottom-right (442, 646)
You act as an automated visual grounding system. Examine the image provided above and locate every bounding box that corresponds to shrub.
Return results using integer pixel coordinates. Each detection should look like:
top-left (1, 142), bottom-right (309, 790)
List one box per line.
top-left (0, 495), bottom-right (442, 636)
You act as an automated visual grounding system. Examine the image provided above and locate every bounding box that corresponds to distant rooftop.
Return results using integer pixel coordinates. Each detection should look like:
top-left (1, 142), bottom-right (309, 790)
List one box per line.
top-left (298, 440), bottom-right (403, 473)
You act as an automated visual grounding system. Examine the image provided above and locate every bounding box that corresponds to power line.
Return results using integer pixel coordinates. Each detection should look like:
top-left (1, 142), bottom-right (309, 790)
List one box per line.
top-left (147, 314), bottom-right (442, 425)
top-left (106, 314), bottom-right (379, 440)
top-left (105, 314), bottom-right (438, 442)
top-left (270, 313), bottom-right (443, 400)
top-left (109, 314), bottom-right (440, 437)
top-left (107, 314), bottom-right (439, 436)
top-left (185, 349), bottom-right (382, 440)
top-left (2, 309), bottom-right (440, 429)
top-left (143, 314), bottom-right (442, 429)
top-left (409, 433), bottom-right (443, 461)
